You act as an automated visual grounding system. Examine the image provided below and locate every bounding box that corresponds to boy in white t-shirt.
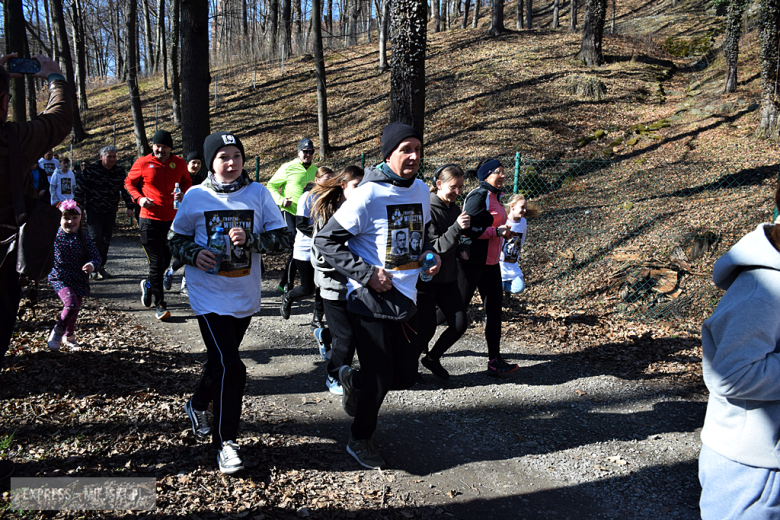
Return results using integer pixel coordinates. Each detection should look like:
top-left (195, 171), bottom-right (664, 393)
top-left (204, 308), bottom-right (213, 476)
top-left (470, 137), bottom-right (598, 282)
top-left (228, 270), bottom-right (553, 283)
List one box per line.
top-left (49, 157), bottom-right (75, 205)
top-left (38, 149), bottom-right (60, 181)
top-left (500, 194), bottom-right (528, 294)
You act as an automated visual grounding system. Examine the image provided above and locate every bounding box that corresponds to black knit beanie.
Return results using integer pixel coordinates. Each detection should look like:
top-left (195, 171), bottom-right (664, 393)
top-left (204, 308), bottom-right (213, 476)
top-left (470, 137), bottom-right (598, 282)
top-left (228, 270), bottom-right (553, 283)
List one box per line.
top-left (381, 122), bottom-right (422, 161)
top-left (298, 138), bottom-right (314, 151)
top-left (151, 130), bottom-right (173, 148)
top-left (186, 151), bottom-right (203, 163)
top-left (203, 131), bottom-right (245, 172)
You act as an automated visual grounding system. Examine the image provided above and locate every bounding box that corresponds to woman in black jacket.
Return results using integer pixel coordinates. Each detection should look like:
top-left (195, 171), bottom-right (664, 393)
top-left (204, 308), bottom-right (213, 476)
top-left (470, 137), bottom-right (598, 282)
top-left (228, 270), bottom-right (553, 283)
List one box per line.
top-left (417, 164), bottom-right (470, 380)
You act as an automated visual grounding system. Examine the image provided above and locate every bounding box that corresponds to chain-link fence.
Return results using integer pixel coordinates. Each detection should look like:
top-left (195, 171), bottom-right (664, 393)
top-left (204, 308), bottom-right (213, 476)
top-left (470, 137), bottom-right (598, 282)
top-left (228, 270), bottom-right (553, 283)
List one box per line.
top-left (103, 151), bottom-right (775, 323)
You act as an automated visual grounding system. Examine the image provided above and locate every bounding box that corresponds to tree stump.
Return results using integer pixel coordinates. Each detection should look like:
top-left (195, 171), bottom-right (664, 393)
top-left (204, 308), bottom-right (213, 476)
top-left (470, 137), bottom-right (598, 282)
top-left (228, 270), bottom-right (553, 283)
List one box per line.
top-left (566, 75), bottom-right (608, 101)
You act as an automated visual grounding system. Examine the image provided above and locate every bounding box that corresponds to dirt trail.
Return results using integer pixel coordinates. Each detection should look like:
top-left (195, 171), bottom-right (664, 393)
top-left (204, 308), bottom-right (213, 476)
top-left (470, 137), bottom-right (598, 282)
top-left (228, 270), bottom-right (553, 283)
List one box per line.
top-left (63, 231), bottom-right (704, 519)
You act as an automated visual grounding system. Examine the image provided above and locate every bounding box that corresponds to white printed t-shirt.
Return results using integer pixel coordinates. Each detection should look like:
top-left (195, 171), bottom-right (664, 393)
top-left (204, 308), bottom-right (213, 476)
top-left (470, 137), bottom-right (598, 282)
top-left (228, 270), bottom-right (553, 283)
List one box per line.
top-left (333, 178), bottom-right (431, 304)
top-left (49, 169), bottom-right (76, 205)
top-left (170, 181), bottom-right (287, 318)
top-left (39, 157), bottom-right (60, 180)
top-left (292, 190), bottom-right (314, 262)
top-left (500, 217), bottom-right (527, 281)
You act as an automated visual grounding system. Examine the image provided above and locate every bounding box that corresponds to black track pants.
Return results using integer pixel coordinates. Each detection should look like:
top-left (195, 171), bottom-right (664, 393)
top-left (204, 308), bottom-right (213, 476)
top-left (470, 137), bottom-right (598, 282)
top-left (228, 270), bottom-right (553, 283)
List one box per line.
top-left (139, 218), bottom-right (172, 307)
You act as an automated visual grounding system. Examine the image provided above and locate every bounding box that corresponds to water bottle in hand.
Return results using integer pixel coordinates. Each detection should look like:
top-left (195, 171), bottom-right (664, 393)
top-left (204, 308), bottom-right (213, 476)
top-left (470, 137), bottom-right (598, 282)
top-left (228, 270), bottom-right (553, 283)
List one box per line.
top-left (206, 227), bottom-right (226, 275)
top-left (173, 183), bottom-right (181, 210)
top-left (419, 253), bottom-right (436, 282)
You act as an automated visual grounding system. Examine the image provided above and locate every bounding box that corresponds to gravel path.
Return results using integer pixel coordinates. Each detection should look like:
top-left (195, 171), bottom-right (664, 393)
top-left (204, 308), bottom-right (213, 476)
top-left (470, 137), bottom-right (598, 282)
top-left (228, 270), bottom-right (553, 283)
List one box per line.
top-left (88, 232), bottom-right (706, 519)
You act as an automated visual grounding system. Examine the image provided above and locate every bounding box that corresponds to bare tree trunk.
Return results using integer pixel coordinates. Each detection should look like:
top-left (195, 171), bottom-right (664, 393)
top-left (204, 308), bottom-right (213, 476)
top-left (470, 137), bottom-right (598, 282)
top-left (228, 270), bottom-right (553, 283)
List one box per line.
top-left (23, 37), bottom-right (37, 121)
top-left (490, 0), bottom-right (505, 34)
top-left (51, 0), bottom-right (87, 142)
top-left (724, 0), bottom-right (747, 93)
top-left (610, 0), bottom-right (614, 33)
top-left (43, 0), bottom-right (58, 62)
top-left (70, 0), bottom-right (89, 112)
top-left (113, 6), bottom-right (125, 81)
top-left (312, 0), bottom-right (330, 155)
top-left (570, 0), bottom-right (577, 30)
top-left (389, 0), bottom-right (426, 137)
top-left (526, 0), bottom-right (532, 28)
top-left (379, 0), bottom-right (390, 70)
top-left (4, 0), bottom-right (27, 123)
top-left (516, 0), bottom-right (524, 28)
top-left (270, 0), bottom-right (280, 56)
top-left (553, 0), bottom-right (559, 28)
top-left (350, 0), bottom-right (359, 45)
top-left (170, 0), bottom-right (182, 125)
top-left (433, 0), bottom-right (440, 31)
top-left (471, 0), bottom-right (480, 28)
top-left (142, 0), bottom-right (155, 73)
top-left (282, 0), bottom-right (292, 56)
top-left (157, 0), bottom-right (168, 88)
top-left (180, 0), bottom-right (211, 155)
top-left (294, 0), bottom-right (303, 52)
top-left (326, 0), bottom-right (333, 40)
top-left (125, 0), bottom-right (151, 156)
top-left (579, 0), bottom-right (606, 65)
top-left (758, 0), bottom-right (780, 138)
top-left (462, 0), bottom-right (470, 28)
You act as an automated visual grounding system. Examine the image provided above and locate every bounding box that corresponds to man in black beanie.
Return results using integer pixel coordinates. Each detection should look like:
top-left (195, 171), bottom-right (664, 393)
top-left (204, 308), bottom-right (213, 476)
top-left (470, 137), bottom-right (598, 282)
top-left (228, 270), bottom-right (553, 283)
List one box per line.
top-left (125, 130), bottom-right (192, 320)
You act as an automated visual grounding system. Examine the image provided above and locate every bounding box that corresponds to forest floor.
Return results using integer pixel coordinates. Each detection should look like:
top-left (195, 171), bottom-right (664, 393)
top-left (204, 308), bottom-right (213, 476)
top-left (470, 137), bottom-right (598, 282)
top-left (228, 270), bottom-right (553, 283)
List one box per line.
top-left (3, 0), bottom-right (780, 516)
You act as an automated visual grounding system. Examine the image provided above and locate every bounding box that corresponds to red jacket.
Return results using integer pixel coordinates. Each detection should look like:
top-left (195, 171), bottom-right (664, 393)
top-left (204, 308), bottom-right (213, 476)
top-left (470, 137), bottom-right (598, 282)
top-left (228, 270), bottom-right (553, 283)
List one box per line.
top-left (125, 154), bottom-right (191, 221)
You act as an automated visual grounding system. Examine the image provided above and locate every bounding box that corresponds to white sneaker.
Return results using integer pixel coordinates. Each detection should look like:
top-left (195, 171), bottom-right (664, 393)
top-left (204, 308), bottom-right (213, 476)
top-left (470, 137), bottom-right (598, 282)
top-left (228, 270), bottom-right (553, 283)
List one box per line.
top-left (217, 441), bottom-right (243, 474)
top-left (62, 333), bottom-right (81, 351)
top-left (47, 327), bottom-right (64, 351)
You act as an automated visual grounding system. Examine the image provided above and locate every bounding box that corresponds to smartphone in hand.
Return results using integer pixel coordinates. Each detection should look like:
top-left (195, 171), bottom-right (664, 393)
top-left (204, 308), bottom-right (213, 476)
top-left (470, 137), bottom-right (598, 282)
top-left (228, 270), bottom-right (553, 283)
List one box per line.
top-left (8, 58), bottom-right (41, 74)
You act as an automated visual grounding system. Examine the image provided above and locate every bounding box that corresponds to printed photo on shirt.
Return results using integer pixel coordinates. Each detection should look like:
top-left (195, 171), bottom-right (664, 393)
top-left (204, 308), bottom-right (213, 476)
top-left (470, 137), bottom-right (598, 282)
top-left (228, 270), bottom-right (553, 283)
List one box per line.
top-left (61, 177), bottom-right (72, 195)
top-left (204, 209), bottom-right (254, 277)
top-left (502, 235), bottom-right (523, 264)
top-left (385, 203), bottom-right (424, 271)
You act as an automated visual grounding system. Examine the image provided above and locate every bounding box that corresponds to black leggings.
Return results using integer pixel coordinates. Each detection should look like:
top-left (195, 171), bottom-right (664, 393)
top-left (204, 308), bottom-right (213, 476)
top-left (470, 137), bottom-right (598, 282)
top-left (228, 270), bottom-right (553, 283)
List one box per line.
top-left (350, 313), bottom-right (419, 440)
top-left (460, 262), bottom-right (503, 360)
top-left (288, 259), bottom-right (324, 316)
top-left (278, 211), bottom-right (298, 288)
top-left (191, 313), bottom-right (251, 449)
top-left (322, 299), bottom-right (356, 379)
top-left (139, 218), bottom-right (173, 306)
top-left (417, 280), bottom-right (467, 360)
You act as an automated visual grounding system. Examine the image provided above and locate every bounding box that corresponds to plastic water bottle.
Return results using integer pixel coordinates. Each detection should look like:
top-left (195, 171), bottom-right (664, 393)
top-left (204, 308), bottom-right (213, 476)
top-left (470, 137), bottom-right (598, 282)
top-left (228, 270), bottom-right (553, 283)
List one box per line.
top-left (419, 253), bottom-right (436, 282)
top-left (206, 227), bottom-right (226, 275)
top-left (173, 183), bottom-right (181, 210)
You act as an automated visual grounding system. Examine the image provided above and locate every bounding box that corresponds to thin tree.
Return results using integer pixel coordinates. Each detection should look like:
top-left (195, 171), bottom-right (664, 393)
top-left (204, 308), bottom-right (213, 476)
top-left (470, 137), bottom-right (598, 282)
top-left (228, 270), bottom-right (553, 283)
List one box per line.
top-left (490, 0), bottom-right (505, 34)
top-left (433, 0), bottom-right (440, 31)
top-left (269, 0), bottom-right (280, 56)
top-left (50, 0), bottom-right (87, 141)
top-left (294, 0), bottom-right (303, 52)
top-left (461, 0), bottom-right (470, 28)
top-left (180, 0), bottom-right (211, 155)
top-left (378, 0), bottom-right (390, 70)
top-left (724, 0), bottom-right (748, 93)
top-left (312, 0), bottom-right (329, 155)
top-left (282, 0), bottom-right (292, 56)
top-left (125, 0), bottom-right (151, 156)
top-left (170, 0), bottom-right (182, 125)
top-left (4, 0), bottom-right (27, 123)
top-left (570, 0), bottom-right (577, 30)
top-left (70, 0), bottom-right (89, 112)
top-left (389, 0), bottom-right (426, 136)
top-left (517, 0), bottom-right (524, 28)
top-left (552, 0), bottom-right (559, 28)
top-left (525, 0), bottom-right (532, 28)
top-left (142, 0), bottom-right (155, 72)
top-left (157, 0), bottom-right (168, 89)
top-left (578, 0), bottom-right (606, 66)
top-left (472, 0), bottom-right (480, 28)
top-left (757, 0), bottom-right (780, 138)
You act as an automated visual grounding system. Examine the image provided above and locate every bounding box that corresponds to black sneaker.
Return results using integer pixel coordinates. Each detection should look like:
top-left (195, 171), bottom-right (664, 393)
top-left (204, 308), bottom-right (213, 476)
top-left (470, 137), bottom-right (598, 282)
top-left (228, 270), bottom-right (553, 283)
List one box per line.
top-left (140, 280), bottom-right (152, 307)
top-left (98, 266), bottom-right (112, 279)
top-left (346, 435), bottom-right (384, 469)
top-left (487, 356), bottom-right (519, 376)
top-left (155, 303), bottom-right (171, 321)
top-left (421, 355), bottom-right (450, 381)
top-left (280, 293), bottom-right (292, 320)
top-left (163, 268), bottom-right (174, 291)
top-left (339, 365), bottom-right (360, 417)
top-left (185, 399), bottom-right (211, 439)
top-left (310, 313), bottom-right (325, 330)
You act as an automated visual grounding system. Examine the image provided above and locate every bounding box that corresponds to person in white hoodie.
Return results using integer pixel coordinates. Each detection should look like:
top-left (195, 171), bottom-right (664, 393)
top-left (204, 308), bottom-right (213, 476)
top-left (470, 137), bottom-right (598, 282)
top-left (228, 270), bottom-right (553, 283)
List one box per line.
top-left (49, 156), bottom-right (75, 205)
top-left (699, 210), bottom-right (780, 518)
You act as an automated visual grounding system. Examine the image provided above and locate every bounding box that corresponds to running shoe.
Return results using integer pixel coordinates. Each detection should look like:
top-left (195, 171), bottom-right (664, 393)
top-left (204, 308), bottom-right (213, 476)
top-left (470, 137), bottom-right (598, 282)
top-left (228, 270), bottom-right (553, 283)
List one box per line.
top-left (140, 279), bottom-right (152, 307)
top-left (62, 333), bottom-right (81, 351)
top-left (326, 375), bottom-right (343, 396)
top-left (185, 399), bottom-right (211, 439)
top-left (217, 441), bottom-right (243, 474)
top-left (98, 267), bottom-right (111, 279)
top-left (487, 356), bottom-right (519, 376)
top-left (47, 326), bottom-right (64, 351)
top-left (313, 328), bottom-right (330, 361)
top-left (339, 365), bottom-right (360, 417)
top-left (421, 355), bottom-right (450, 381)
top-left (155, 303), bottom-right (171, 321)
top-left (346, 435), bottom-right (384, 469)
top-left (280, 292), bottom-right (292, 320)
top-left (180, 277), bottom-right (188, 296)
top-left (163, 268), bottom-right (174, 291)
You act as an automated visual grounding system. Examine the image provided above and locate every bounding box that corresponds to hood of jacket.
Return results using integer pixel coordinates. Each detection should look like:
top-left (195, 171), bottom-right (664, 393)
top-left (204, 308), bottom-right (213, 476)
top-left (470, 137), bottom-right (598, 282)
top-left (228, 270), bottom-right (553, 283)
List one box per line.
top-left (713, 224), bottom-right (780, 290)
top-left (360, 164), bottom-right (416, 188)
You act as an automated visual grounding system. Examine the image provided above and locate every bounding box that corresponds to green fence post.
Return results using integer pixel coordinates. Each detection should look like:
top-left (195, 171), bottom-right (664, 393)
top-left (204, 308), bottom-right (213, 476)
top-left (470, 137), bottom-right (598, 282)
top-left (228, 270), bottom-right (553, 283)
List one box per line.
top-left (513, 152), bottom-right (521, 195)
top-left (255, 156), bottom-right (260, 182)
top-left (361, 154), bottom-right (365, 168)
